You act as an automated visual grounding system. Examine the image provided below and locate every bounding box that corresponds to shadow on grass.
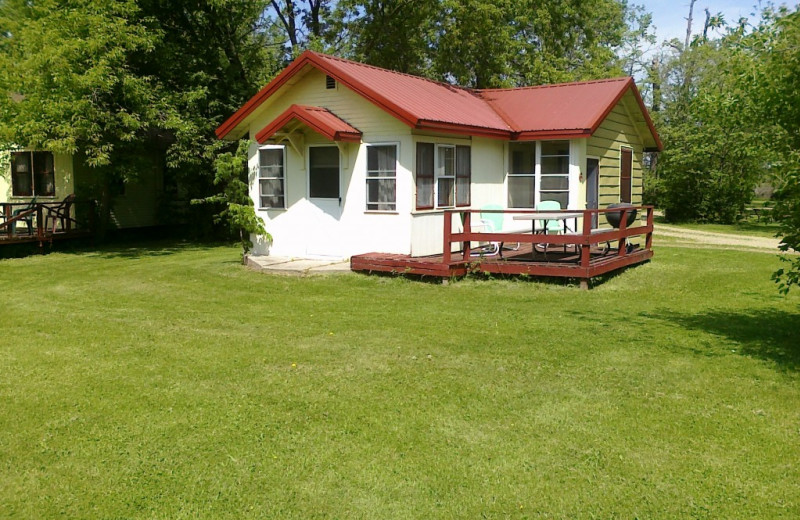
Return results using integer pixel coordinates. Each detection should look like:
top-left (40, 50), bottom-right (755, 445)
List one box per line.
top-left (658, 308), bottom-right (800, 372)
top-left (55, 232), bottom-right (231, 260)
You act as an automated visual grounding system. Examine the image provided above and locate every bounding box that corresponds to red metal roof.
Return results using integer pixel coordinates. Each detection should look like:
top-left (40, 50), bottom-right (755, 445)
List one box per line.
top-left (255, 104), bottom-right (362, 143)
top-left (217, 50), bottom-right (662, 150)
top-left (479, 78), bottom-right (662, 148)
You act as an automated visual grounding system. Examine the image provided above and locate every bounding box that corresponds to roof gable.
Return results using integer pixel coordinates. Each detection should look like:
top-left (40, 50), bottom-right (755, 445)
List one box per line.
top-left (255, 104), bottom-right (361, 143)
top-left (217, 51), bottom-right (662, 150)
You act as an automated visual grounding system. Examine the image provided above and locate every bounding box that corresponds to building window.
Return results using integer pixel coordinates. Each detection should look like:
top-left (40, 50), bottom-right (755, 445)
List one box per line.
top-left (415, 143), bottom-right (434, 210)
top-left (309, 146), bottom-right (340, 199)
top-left (258, 146), bottom-right (285, 209)
top-left (507, 142), bottom-right (535, 208)
top-left (416, 142), bottom-right (470, 210)
top-left (436, 145), bottom-right (455, 207)
top-left (10, 151), bottom-right (55, 197)
top-left (366, 144), bottom-right (397, 211)
top-left (455, 145), bottom-right (471, 207)
top-left (540, 140), bottom-right (570, 209)
top-left (620, 147), bottom-right (632, 203)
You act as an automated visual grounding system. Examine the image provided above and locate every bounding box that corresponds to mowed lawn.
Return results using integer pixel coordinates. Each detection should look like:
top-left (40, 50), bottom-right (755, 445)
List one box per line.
top-left (1, 241), bottom-right (799, 518)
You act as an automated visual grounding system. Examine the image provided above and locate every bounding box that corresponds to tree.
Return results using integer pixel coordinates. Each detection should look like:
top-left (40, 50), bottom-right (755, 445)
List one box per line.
top-left (194, 140), bottom-right (268, 259)
top-left (646, 4), bottom-right (773, 223)
top-left (330, 0), bottom-right (644, 89)
top-left (0, 0), bottom-right (281, 235)
top-left (751, 7), bottom-right (800, 293)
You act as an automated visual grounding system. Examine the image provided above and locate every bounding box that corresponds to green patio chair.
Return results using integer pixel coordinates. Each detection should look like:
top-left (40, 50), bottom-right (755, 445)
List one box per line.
top-left (10, 196), bottom-right (37, 235)
top-left (535, 200), bottom-right (564, 254)
top-left (479, 204), bottom-right (521, 255)
top-left (535, 200), bottom-right (564, 234)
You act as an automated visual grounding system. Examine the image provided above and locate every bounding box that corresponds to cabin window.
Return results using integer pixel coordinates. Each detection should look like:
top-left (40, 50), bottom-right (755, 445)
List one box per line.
top-left (366, 144), bottom-right (397, 211)
top-left (258, 146), bottom-right (286, 209)
top-left (415, 143), bottom-right (434, 210)
top-left (308, 146), bottom-right (340, 199)
top-left (10, 151), bottom-right (55, 197)
top-left (620, 146), bottom-right (632, 203)
top-left (539, 140), bottom-right (570, 209)
top-left (416, 142), bottom-right (470, 210)
top-left (507, 143), bottom-right (535, 208)
top-left (436, 145), bottom-right (455, 207)
top-left (455, 145), bottom-right (471, 207)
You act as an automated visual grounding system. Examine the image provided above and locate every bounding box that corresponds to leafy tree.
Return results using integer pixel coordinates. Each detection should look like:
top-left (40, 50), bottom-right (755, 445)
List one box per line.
top-left (647, 6), bottom-right (773, 223)
top-left (751, 7), bottom-right (800, 293)
top-left (332, 0), bottom-right (645, 89)
top-left (0, 0), bottom-right (281, 235)
top-left (194, 140), bottom-right (268, 259)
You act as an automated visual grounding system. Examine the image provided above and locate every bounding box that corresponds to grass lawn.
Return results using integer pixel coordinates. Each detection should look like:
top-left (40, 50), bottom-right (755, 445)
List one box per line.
top-left (654, 216), bottom-right (782, 238)
top-left (1, 241), bottom-right (799, 518)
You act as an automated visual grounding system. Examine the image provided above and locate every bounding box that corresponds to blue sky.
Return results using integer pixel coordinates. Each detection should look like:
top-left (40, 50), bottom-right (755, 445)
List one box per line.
top-left (642, 0), bottom-right (799, 43)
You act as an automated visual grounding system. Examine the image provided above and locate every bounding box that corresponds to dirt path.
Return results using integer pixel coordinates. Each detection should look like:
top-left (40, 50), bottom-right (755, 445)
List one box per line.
top-left (654, 223), bottom-right (782, 253)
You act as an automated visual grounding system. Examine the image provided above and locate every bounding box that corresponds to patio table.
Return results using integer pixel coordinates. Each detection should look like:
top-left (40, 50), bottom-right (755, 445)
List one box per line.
top-left (513, 212), bottom-right (582, 258)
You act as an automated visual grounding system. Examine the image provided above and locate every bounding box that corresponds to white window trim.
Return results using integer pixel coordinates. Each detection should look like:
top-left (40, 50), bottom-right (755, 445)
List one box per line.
top-left (507, 142), bottom-right (536, 210)
top-left (539, 141), bottom-right (570, 209)
top-left (506, 141), bottom-right (574, 210)
top-left (258, 145), bottom-right (287, 210)
top-left (307, 144), bottom-right (341, 201)
top-left (435, 144), bottom-right (456, 208)
top-left (365, 142), bottom-right (399, 213)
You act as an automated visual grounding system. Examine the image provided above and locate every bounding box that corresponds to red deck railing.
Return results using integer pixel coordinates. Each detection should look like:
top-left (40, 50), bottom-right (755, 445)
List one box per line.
top-left (0, 199), bottom-right (96, 245)
top-left (442, 206), bottom-right (654, 268)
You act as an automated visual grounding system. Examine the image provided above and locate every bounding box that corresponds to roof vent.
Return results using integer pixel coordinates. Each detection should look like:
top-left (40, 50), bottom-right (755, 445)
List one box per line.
top-left (325, 75), bottom-right (336, 90)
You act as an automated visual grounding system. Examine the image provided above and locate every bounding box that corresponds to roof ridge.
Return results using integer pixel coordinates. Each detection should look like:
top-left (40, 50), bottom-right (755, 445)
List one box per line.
top-left (478, 76), bottom-right (631, 94)
top-left (309, 51), bottom-right (481, 96)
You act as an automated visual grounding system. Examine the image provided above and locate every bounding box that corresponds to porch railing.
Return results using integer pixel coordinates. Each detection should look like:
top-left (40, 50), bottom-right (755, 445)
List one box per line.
top-left (443, 206), bottom-right (654, 267)
top-left (0, 199), bottom-right (96, 242)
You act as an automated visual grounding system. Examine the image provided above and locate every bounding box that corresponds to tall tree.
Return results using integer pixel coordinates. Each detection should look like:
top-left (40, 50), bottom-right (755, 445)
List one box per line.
top-left (0, 0), bottom-right (281, 233)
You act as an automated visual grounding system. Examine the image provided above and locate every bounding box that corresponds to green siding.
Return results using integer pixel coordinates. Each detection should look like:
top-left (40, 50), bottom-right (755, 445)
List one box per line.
top-left (587, 93), bottom-right (645, 209)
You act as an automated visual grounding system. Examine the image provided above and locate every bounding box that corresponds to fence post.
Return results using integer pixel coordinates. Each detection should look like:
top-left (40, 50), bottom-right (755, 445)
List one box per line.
top-left (581, 209), bottom-right (592, 269)
top-left (461, 211), bottom-right (471, 261)
top-left (3, 204), bottom-right (10, 239)
top-left (443, 210), bottom-right (452, 264)
top-left (645, 206), bottom-right (653, 251)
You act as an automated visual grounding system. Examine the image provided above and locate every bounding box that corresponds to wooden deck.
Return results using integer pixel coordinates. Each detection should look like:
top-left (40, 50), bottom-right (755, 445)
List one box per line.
top-left (351, 206), bottom-right (654, 287)
top-left (1, 199), bottom-right (95, 249)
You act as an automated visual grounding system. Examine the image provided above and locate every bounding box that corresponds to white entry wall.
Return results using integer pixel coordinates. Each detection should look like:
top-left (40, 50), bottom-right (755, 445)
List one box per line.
top-left (249, 135), bottom-right (414, 259)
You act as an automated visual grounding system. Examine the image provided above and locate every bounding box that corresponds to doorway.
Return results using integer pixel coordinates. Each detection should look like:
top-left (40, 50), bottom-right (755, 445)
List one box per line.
top-left (586, 157), bottom-right (600, 229)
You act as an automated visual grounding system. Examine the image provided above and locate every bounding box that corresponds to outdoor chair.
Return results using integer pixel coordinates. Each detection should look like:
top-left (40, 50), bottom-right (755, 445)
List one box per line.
top-left (534, 200), bottom-right (564, 253)
top-left (44, 194), bottom-right (77, 236)
top-left (10, 197), bottom-right (37, 235)
top-left (471, 206), bottom-right (501, 257)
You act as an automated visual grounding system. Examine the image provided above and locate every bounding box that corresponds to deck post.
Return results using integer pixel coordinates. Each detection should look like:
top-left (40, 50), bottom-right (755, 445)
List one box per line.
top-left (36, 204), bottom-right (44, 239)
top-left (3, 204), bottom-right (10, 239)
top-left (645, 206), bottom-right (653, 251)
top-left (461, 211), bottom-right (471, 261)
top-left (617, 208), bottom-right (628, 257)
top-left (443, 210), bottom-right (452, 265)
top-left (581, 209), bottom-right (592, 269)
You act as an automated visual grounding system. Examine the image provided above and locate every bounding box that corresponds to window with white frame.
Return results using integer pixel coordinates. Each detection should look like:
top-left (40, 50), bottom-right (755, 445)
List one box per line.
top-left (10, 151), bottom-right (55, 197)
top-left (258, 146), bottom-right (286, 209)
top-left (309, 146), bottom-right (340, 199)
top-left (539, 140), bottom-right (570, 209)
top-left (436, 145), bottom-right (455, 207)
top-left (507, 142), bottom-right (535, 208)
top-left (366, 144), bottom-right (397, 211)
top-left (416, 142), bottom-right (470, 209)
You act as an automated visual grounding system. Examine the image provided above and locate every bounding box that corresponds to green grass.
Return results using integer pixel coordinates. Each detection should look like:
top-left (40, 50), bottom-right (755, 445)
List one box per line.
top-left (1, 241), bottom-right (799, 518)
top-left (654, 216), bottom-right (782, 238)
